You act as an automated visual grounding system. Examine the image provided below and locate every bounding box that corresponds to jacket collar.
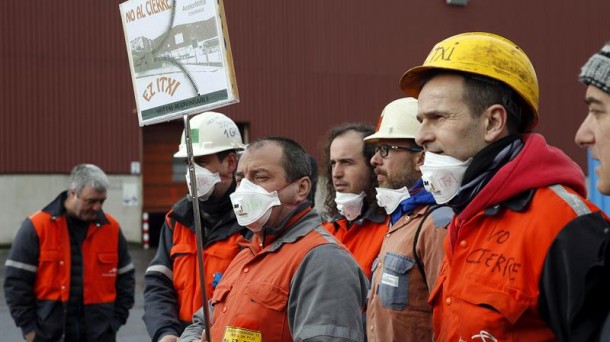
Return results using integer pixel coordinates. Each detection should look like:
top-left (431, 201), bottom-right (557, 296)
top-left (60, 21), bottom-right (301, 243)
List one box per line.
top-left (242, 203), bottom-right (322, 254)
top-left (388, 204), bottom-right (428, 232)
top-left (169, 184), bottom-right (245, 245)
top-left (483, 188), bottom-right (536, 216)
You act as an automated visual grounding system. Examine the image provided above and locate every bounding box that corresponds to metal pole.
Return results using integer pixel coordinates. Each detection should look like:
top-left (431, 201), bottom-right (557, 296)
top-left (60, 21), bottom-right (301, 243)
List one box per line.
top-left (183, 114), bottom-right (212, 341)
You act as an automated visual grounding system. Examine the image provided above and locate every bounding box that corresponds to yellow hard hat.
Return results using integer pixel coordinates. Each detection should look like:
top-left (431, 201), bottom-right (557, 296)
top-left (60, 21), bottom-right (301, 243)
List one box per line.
top-left (363, 97), bottom-right (421, 142)
top-left (400, 32), bottom-right (539, 130)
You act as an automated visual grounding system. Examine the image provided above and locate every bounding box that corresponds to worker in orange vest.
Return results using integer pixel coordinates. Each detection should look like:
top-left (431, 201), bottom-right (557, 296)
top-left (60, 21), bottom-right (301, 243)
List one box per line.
top-left (401, 32), bottom-right (607, 341)
top-left (143, 112), bottom-right (248, 342)
top-left (4, 164), bottom-right (135, 341)
top-left (179, 137), bottom-right (368, 342)
top-left (320, 124), bottom-right (388, 279)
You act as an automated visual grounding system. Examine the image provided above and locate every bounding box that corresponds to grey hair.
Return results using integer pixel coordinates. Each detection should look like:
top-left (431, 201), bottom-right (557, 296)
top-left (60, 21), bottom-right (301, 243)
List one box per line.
top-left (68, 164), bottom-right (109, 195)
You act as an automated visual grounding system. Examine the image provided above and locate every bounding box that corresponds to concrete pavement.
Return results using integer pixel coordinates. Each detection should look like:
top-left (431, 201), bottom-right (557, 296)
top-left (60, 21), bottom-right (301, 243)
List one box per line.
top-left (0, 246), bottom-right (156, 341)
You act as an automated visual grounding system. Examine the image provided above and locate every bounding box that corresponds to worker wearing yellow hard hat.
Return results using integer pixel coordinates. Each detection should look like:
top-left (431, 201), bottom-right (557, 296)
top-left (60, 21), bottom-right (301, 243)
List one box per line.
top-left (401, 32), bottom-right (539, 132)
top-left (399, 32), bottom-right (605, 341)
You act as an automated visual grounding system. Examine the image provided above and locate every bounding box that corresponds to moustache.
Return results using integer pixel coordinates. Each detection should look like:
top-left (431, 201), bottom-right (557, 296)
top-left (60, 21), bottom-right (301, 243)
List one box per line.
top-left (374, 169), bottom-right (387, 176)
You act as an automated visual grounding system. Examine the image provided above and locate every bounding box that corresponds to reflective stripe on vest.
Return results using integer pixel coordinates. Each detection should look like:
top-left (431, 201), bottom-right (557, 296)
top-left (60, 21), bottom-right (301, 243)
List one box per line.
top-left (549, 184), bottom-right (591, 216)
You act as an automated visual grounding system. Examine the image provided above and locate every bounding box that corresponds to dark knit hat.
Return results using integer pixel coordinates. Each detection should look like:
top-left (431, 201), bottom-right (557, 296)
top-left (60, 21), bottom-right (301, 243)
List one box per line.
top-left (579, 43), bottom-right (610, 94)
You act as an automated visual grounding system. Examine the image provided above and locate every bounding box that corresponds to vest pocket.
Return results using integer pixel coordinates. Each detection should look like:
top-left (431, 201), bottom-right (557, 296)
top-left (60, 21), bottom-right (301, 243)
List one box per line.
top-left (171, 242), bottom-right (197, 293)
top-left (379, 252), bottom-right (415, 310)
top-left (171, 242), bottom-right (196, 255)
top-left (210, 284), bottom-right (232, 324)
top-left (94, 253), bottom-right (119, 301)
top-left (245, 282), bottom-right (288, 311)
top-left (240, 282), bottom-right (288, 338)
top-left (451, 279), bottom-right (531, 340)
top-left (456, 280), bottom-right (530, 325)
top-left (97, 253), bottom-right (117, 263)
top-left (38, 250), bottom-right (61, 293)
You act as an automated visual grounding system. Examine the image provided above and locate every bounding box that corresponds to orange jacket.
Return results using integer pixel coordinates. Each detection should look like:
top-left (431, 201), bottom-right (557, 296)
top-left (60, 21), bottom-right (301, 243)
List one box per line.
top-left (32, 213), bottom-right (121, 304)
top-left (210, 234), bottom-right (328, 341)
top-left (4, 192), bottom-right (135, 341)
top-left (431, 188), bottom-right (600, 341)
top-left (323, 207), bottom-right (388, 278)
top-left (182, 206), bottom-right (367, 342)
top-left (143, 191), bottom-right (247, 341)
top-left (170, 220), bottom-right (243, 322)
top-left (430, 134), bottom-right (597, 341)
top-left (211, 209), bottom-right (329, 341)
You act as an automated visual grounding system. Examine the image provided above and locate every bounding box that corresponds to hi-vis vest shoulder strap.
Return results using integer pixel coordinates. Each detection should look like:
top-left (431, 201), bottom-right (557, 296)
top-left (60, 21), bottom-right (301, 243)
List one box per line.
top-left (549, 184), bottom-right (591, 216)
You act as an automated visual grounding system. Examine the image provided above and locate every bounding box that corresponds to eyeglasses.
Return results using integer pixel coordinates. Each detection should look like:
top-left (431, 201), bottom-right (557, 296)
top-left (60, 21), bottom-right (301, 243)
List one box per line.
top-left (374, 144), bottom-right (423, 158)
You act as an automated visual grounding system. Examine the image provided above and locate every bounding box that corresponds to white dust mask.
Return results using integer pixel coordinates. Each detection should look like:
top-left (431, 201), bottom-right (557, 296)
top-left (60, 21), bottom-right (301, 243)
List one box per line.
top-left (419, 152), bottom-right (472, 204)
top-left (186, 163), bottom-right (221, 201)
top-left (230, 179), bottom-right (281, 232)
top-left (375, 186), bottom-right (411, 215)
top-left (334, 192), bottom-right (365, 221)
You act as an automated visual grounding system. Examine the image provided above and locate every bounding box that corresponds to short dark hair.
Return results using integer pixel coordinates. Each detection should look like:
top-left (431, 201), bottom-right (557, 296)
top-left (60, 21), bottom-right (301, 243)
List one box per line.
top-left (248, 137), bottom-right (311, 182)
top-left (319, 124), bottom-right (377, 218)
top-left (216, 149), bottom-right (237, 162)
top-left (424, 69), bottom-right (529, 133)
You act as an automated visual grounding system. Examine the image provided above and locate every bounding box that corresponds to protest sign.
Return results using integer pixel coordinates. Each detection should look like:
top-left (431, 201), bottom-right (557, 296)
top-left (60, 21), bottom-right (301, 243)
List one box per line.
top-left (120, 0), bottom-right (238, 126)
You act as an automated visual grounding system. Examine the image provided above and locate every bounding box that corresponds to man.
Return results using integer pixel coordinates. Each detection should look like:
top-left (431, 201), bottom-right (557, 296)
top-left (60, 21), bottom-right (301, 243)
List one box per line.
top-left (364, 97), bottom-right (450, 341)
top-left (576, 42), bottom-right (610, 195)
top-left (4, 164), bottom-right (135, 341)
top-left (400, 32), bottom-right (605, 341)
top-left (143, 112), bottom-right (247, 342)
top-left (179, 137), bottom-right (368, 342)
top-left (321, 124), bottom-right (388, 278)
top-left (568, 41), bottom-right (610, 341)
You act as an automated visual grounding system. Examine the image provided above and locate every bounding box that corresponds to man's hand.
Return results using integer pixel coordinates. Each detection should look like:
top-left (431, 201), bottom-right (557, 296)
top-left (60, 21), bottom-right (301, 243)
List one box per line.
top-left (24, 331), bottom-right (35, 342)
top-left (158, 335), bottom-right (179, 342)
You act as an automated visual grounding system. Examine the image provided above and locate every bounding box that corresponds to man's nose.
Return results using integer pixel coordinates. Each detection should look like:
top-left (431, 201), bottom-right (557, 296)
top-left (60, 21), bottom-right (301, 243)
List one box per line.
top-left (332, 165), bottom-right (343, 178)
top-left (370, 151), bottom-right (382, 166)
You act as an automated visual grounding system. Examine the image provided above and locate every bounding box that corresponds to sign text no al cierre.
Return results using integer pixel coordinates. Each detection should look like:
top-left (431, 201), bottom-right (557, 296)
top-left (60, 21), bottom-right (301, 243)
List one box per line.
top-left (125, 0), bottom-right (172, 23)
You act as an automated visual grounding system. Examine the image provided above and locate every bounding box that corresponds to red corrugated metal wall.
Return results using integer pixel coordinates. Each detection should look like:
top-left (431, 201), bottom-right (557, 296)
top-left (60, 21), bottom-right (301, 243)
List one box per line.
top-left (2, 0), bottom-right (610, 177)
top-left (219, 0), bottom-right (610, 168)
top-left (1, 1), bottom-right (139, 174)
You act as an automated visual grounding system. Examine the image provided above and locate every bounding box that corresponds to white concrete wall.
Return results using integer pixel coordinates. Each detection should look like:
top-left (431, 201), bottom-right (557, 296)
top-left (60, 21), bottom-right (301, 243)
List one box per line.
top-left (0, 175), bottom-right (142, 245)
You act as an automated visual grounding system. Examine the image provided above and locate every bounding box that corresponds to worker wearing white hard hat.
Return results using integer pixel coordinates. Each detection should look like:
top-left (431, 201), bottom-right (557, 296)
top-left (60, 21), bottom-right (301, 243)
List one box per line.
top-left (143, 112), bottom-right (247, 342)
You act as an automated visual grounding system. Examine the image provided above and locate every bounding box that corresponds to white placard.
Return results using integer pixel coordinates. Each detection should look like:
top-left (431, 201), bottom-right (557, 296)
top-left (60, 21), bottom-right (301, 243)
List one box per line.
top-left (119, 0), bottom-right (239, 126)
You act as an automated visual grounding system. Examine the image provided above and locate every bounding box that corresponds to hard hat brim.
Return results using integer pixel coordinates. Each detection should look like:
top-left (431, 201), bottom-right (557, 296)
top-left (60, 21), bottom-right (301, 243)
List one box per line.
top-left (399, 65), bottom-right (444, 98)
top-left (173, 143), bottom-right (245, 158)
top-left (363, 132), bottom-right (418, 143)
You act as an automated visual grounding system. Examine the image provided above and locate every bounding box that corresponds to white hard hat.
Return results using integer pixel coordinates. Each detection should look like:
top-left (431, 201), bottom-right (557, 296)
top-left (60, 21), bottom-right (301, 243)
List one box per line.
top-left (174, 112), bottom-right (245, 158)
top-left (363, 97), bottom-right (420, 143)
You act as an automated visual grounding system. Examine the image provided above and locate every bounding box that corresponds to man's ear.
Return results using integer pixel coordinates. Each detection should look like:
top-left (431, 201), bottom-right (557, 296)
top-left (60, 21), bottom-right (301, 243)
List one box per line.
top-left (224, 152), bottom-right (238, 175)
top-left (414, 151), bottom-right (425, 172)
top-left (295, 177), bottom-right (312, 202)
top-left (484, 104), bottom-right (509, 142)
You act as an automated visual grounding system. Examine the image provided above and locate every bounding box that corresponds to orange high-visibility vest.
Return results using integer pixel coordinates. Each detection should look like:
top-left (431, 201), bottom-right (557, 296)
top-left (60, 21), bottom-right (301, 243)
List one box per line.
top-left (31, 212), bottom-right (120, 304)
top-left (170, 220), bottom-right (243, 322)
